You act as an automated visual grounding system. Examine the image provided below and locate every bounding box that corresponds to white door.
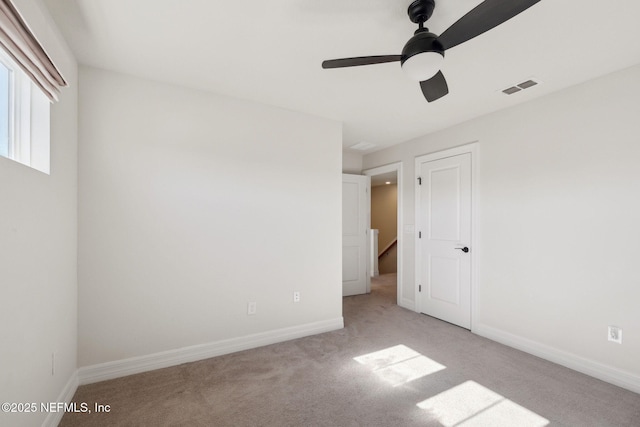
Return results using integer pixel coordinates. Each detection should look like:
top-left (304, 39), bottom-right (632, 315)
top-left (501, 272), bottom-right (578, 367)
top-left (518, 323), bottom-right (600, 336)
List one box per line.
top-left (342, 174), bottom-right (370, 296)
top-left (417, 152), bottom-right (472, 329)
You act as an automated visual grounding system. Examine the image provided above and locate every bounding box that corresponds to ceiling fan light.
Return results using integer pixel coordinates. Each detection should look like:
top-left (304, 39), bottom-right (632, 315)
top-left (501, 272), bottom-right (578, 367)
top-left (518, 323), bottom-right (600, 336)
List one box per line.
top-left (401, 51), bottom-right (443, 81)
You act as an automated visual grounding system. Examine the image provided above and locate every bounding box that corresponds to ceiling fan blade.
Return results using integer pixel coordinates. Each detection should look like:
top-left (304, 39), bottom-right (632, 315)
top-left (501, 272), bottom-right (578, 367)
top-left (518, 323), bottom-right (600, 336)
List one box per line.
top-left (420, 71), bottom-right (448, 102)
top-left (322, 55), bottom-right (402, 69)
top-left (438, 0), bottom-right (541, 51)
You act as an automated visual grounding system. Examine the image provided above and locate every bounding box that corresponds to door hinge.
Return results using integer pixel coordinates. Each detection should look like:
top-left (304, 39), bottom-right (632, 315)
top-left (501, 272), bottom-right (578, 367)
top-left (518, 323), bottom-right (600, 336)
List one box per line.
top-left (418, 231), bottom-right (422, 238)
top-left (419, 285), bottom-right (422, 292)
top-left (417, 177), bottom-right (422, 185)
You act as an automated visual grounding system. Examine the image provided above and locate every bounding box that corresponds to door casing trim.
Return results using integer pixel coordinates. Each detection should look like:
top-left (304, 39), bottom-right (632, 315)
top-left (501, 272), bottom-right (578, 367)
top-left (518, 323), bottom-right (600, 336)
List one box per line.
top-left (362, 162), bottom-right (407, 308)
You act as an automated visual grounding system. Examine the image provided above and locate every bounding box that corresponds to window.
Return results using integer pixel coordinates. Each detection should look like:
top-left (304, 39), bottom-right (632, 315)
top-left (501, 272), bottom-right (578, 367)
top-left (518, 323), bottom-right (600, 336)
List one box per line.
top-left (0, 61), bottom-right (9, 158)
top-left (0, 46), bottom-right (50, 174)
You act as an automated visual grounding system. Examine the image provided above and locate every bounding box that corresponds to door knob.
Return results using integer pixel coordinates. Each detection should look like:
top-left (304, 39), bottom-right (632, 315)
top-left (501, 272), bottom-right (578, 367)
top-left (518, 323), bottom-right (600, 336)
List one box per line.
top-left (455, 246), bottom-right (469, 253)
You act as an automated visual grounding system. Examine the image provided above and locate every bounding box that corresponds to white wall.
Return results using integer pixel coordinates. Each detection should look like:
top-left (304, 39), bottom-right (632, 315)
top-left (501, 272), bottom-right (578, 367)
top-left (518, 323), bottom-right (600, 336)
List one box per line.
top-left (342, 150), bottom-right (363, 173)
top-left (0, 1), bottom-right (78, 426)
top-left (364, 64), bottom-right (640, 389)
top-left (78, 67), bottom-right (342, 367)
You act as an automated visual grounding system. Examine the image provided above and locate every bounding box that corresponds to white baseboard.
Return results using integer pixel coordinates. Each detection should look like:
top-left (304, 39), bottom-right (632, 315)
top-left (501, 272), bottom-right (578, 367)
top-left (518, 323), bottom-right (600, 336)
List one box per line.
top-left (42, 371), bottom-right (79, 427)
top-left (399, 297), bottom-right (415, 311)
top-left (78, 317), bottom-right (344, 385)
top-left (474, 323), bottom-right (640, 394)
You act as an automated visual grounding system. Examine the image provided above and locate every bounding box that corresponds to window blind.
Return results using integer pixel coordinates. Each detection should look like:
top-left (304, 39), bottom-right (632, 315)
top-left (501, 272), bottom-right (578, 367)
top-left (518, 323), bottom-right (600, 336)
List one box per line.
top-left (0, 0), bottom-right (67, 102)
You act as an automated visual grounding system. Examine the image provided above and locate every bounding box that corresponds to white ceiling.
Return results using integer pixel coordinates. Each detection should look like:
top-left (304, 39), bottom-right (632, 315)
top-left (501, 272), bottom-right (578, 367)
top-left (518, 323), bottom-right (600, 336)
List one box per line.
top-left (44, 0), bottom-right (640, 153)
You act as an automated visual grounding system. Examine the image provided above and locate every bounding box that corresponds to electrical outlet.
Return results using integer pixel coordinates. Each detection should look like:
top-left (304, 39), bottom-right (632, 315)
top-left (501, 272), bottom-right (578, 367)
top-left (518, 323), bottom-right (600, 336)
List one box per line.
top-left (608, 326), bottom-right (622, 344)
top-left (293, 291), bottom-right (300, 303)
top-left (247, 302), bottom-right (257, 315)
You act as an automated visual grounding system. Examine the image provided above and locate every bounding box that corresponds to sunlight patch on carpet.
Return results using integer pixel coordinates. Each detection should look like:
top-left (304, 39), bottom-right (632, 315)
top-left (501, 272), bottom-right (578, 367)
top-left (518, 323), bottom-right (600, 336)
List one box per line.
top-left (417, 381), bottom-right (549, 426)
top-left (354, 344), bottom-right (446, 387)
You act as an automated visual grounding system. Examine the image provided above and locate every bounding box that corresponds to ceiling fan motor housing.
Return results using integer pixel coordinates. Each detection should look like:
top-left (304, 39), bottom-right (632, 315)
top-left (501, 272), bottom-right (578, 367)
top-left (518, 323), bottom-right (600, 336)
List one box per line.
top-left (401, 30), bottom-right (444, 81)
top-left (407, 0), bottom-right (436, 24)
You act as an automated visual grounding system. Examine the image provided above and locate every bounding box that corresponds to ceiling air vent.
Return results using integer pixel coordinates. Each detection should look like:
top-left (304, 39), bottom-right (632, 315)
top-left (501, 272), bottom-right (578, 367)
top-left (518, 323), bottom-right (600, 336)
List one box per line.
top-left (517, 79), bottom-right (538, 89)
top-left (349, 141), bottom-right (377, 151)
top-left (502, 78), bottom-right (540, 95)
top-left (502, 86), bottom-right (521, 95)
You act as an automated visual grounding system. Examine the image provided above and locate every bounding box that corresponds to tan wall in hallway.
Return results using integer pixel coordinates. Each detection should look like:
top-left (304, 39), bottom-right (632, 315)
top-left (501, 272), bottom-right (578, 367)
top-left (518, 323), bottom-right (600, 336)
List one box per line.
top-left (378, 244), bottom-right (397, 275)
top-left (371, 184), bottom-right (397, 274)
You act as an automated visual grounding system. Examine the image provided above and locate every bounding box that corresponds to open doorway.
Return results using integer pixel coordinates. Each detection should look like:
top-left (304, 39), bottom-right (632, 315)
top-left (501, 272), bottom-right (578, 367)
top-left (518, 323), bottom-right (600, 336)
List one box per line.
top-left (363, 163), bottom-right (403, 307)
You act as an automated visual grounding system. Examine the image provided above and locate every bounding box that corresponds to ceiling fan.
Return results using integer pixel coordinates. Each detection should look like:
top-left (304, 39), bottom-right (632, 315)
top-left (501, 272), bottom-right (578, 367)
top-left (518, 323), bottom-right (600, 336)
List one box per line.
top-left (322, 0), bottom-right (541, 102)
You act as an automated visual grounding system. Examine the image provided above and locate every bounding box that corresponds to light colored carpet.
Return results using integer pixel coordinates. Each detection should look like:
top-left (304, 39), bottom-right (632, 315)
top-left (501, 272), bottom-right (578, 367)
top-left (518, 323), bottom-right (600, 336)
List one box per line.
top-left (61, 274), bottom-right (639, 426)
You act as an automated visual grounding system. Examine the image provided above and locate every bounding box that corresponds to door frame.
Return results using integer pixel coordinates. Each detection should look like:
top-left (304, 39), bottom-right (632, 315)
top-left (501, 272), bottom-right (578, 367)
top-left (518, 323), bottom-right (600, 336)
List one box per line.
top-left (415, 143), bottom-right (479, 331)
top-left (362, 162), bottom-right (405, 308)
